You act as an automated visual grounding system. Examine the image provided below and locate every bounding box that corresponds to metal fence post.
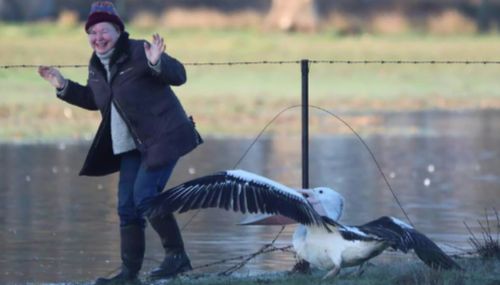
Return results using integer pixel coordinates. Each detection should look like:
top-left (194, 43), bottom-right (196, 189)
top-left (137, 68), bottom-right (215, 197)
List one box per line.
top-left (301, 59), bottom-right (309, 189)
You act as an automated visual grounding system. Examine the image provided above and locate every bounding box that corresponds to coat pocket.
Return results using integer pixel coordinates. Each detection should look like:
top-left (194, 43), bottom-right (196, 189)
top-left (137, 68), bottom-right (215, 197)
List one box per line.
top-left (142, 120), bottom-right (202, 170)
top-left (118, 67), bottom-right (134, 76)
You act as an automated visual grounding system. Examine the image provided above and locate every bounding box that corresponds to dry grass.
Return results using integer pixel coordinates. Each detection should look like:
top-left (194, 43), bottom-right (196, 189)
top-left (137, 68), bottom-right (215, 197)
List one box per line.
top-left (370, 13), bottom-right (411, 35)
top-left (130, 11), bottom-right (159, 29)
top-left (160, 8), bottom-right (263, 29)
top-left (324, 12), bottom-right (364, 35)
top-left (56, 10), bottom-right (79, 28)
top-left (427, 10), bottom-right (477, 35)
top-left (118, 7), bottom-right (483, 35)
top-left (465, 209), bottom-right (500, 260)
top-left (129, 8), bottom-right (264, 30)
top-left (324, 9), bottom-right (481, 36)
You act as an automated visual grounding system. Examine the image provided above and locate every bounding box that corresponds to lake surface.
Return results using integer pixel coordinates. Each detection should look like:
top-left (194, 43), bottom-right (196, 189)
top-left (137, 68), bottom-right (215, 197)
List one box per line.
top-left (1, 110), bottom-right (499, 284)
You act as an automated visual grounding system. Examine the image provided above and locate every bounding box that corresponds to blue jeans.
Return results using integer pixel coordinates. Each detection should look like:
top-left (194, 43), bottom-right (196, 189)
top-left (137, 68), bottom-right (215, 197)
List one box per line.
top-left (118, 150), bottom-right (177, 228)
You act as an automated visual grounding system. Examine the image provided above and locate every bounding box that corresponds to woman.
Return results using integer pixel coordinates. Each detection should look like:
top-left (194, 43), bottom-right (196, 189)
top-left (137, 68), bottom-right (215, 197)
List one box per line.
top-left (38, 2), bottom-right (202, 284)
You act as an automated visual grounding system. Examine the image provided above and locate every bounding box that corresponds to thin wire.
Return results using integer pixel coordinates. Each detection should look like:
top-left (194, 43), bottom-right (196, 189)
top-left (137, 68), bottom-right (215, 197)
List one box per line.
top-left (180, 105), bottom-right (301, 231)
top-left (2, 59), bottom-right (500, 69)
top-left (308, 105), bottom-right (414, 227)
top-left (181, 104), bottom-right (414, 275)
top-left (310, 59), bottom-right (500, 65)
top-left (1, 64), bottom-right (87, 69)
top-left (233, 104), bottom-right (413, 226)
top-left (232, 105), bottom-right (302, 169)
top-left (179, 106), bottom-right (302, 275)
top-left (185, 60), bottom-right (300, 66)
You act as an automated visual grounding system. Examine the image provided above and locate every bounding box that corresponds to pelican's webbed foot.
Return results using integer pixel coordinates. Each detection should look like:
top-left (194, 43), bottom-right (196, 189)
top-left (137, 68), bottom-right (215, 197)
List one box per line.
top-left (290, 259), bottom-right (312, 275)
top-left (322, 266), bottom-right (340, 280)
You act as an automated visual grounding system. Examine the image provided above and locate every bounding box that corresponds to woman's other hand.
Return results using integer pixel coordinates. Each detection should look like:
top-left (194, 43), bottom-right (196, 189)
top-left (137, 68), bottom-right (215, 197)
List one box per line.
top-left (38, 66), bottom-right (67, 89)
top-left (144, 33), bottom-right (165, 66)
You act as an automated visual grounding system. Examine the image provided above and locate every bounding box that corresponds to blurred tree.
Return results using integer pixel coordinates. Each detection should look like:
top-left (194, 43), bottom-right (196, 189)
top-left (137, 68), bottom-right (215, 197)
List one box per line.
top-left (1, 0), bottom-right (499, 32)
top-left (0, 0), bottom-right (22, 21)
top-left (0, 0), bottom-right (55, 20)
top-left (265, 0), bottom-right (319, 32)
top-left (53, 0), bottom-right (90, 20)
top-left (477, 0), bottom-right (491, 32)
top-left (25, 0), bottom-right (56, 20)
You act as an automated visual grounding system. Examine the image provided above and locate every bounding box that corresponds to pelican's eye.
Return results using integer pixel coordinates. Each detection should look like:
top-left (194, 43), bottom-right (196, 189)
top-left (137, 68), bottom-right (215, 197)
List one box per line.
top-left (319, 190), bottom-right (323, 194)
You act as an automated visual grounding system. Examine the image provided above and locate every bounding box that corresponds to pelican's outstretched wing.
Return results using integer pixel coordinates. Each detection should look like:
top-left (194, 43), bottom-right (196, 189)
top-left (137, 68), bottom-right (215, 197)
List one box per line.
top-left (322, 217), bottom-right (382, 241)
top-left (239, 213), bottom-right (298, 225)
top-left (147, 170), bottom-right (324, 226)
top-left (358, 216), bottom-right (461, 270)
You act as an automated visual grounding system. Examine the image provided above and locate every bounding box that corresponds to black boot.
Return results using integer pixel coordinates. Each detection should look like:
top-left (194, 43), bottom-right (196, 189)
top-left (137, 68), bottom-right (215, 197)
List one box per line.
top-left (148, 213), bottom-right (192, 280)
top-left (94, 224), bottom-right (145, 285)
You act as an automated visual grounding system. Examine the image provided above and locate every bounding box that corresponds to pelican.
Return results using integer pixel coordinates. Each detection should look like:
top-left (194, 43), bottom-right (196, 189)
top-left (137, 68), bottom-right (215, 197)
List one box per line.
top-left (147, 169), bottom-right (460, 279)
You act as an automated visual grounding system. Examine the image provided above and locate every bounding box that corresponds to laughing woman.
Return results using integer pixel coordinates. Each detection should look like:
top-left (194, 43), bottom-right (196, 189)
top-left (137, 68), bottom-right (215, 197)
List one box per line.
top-left (38, 2), bottom-right (202, 284)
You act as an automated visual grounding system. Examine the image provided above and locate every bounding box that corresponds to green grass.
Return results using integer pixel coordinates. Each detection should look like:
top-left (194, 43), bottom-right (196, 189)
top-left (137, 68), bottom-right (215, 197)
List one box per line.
top-left (36, 257), bottom-right (500, 285)
top-left (166, 258), bottom-right (499, 285)
top-left (1, 23), bottom-right (500, 140)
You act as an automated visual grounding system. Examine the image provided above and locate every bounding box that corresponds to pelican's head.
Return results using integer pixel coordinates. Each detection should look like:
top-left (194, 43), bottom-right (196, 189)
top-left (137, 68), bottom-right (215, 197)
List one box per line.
top-left (298, 187), bottom-right (344, 221)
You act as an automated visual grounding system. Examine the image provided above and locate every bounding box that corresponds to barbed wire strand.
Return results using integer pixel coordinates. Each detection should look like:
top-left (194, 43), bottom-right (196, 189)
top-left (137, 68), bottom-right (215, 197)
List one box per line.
top-left (308, 105), bottom-right (414, 227)
top-left (1, 64), bottom-right (88, 69)
top-left (2, 59), bottom-right (500, 69)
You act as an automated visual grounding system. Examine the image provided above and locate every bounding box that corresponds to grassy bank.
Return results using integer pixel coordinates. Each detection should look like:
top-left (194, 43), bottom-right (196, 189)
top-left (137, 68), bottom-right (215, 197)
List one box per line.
top-left (165, 258), bottom-right (498, 285)
top-left (1, 23), bottom-right (500, 140)
top-left (36, 257), bottom-right (499, 285)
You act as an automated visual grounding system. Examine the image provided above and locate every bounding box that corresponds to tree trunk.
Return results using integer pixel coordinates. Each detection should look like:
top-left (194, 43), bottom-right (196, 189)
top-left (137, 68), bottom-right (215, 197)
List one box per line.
top-left (265, 0), bottom-right (319, 32)
top-left (24, 0), bottom-right (56, 20)
top-left (0, 0), bottom-right (22, 21)
top-left (477, 0), bottom-right (491, 32)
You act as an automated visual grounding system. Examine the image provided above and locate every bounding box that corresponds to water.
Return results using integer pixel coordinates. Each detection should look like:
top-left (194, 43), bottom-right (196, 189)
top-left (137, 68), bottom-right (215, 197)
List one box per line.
top-left (1, 110), bottom-right (499, 284)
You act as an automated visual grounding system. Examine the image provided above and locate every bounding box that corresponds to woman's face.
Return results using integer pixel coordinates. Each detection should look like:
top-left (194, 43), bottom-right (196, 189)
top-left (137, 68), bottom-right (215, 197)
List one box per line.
top-left (87, 22), bottom-right (120, 54)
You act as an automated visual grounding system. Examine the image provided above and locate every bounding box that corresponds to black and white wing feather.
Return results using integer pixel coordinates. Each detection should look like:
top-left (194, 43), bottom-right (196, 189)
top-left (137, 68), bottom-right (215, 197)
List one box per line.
top-left (358, 216), bottom-right (461, 270)
top-left (323, 216), bottom-right (382, 242)
top-left (148, 169), bottom-right (324, 226)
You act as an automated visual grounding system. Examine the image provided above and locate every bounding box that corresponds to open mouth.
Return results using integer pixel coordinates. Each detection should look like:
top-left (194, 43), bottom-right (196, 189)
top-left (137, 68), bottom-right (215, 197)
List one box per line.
top-left (94, 42), bottom-right (109, 49)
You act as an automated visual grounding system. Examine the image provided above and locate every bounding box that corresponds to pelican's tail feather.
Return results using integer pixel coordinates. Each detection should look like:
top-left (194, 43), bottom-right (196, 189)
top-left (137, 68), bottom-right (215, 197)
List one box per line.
top-left (410, 231), bottom-right (462, 270)
top-left (359, 216), bottom-right (461, 271)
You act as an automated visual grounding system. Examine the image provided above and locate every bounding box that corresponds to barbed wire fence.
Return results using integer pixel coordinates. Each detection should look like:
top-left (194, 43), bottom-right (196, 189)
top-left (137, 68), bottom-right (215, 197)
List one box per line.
top-left (2, 58), bottom-right (495, 278)
top-left (2, 59), bottom-right (500, 69)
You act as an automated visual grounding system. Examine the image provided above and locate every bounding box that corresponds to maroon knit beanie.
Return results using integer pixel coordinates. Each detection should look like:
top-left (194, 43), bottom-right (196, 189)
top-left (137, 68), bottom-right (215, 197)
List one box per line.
top-left (85, 1), bottom-right (124, 33)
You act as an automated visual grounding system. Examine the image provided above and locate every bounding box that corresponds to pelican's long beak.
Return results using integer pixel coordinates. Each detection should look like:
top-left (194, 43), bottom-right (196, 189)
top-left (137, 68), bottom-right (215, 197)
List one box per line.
top-left (297, 189), bottom-right (319, 204)
top-left (297, 189), bottom-right (326, 216)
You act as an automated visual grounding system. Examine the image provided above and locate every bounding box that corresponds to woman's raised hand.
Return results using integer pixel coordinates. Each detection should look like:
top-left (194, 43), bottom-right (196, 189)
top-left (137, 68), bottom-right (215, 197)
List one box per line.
top-left (38, 66), bottom-right (66, 89)
top-left (144, 33), bottom-right (165, 66)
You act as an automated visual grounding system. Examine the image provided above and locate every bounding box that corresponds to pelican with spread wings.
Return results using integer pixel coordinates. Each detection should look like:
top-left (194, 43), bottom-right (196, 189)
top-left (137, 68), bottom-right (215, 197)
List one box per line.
top-left (147, 169), bottom-right (460, 279)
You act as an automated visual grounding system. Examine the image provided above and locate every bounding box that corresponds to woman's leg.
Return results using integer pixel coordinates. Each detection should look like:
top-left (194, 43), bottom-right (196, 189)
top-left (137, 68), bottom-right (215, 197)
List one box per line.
top-left (132, 158), bottom-right (176, 216)
top-left (95, 150), bottom-right (145, 285)
top-left (132, 159), bottom-right (192, 280)
top-left (118, 150), bottom-right (145, 227)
